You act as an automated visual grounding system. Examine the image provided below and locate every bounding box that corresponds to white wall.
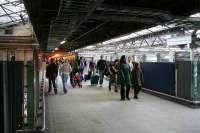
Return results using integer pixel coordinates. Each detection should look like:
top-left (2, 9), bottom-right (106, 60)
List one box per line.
top-left (0, 23), bottom-right (32, 36)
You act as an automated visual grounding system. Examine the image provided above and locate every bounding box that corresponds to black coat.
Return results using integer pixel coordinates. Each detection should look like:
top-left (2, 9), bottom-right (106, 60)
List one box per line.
top-left (97, 59), bottom-right (106, 70)
top-left (46, 63), bottom-right (58, 79)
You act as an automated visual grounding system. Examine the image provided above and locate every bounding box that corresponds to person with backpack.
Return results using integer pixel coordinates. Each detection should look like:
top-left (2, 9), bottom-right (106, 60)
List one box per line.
top-left (46, 58), bottom-right (58, 94)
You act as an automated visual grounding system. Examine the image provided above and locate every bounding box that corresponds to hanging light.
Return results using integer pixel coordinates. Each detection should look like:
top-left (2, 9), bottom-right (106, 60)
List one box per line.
top-left (60, 41), bottom-right (66, 44)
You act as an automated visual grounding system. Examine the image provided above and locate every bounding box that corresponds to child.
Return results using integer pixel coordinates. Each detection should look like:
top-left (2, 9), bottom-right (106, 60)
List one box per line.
top-left (73, 72), bottom-right (82, 88)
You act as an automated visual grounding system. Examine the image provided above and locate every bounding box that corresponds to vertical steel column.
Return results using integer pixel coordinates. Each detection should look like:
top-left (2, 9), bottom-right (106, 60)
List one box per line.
top-left (192, 61), bottom-right (198, 101)
top-left (196, 59), bottom-right (200, 101)
top-left (14, 61), bottom-right (24, 129)
top-left (7, 56), bottom-right (16, 133)
top-left (3, 60), bottom-right (9, 133)
top-left (27, 61), bottom-right (36, 128)
top-left (0, 61), bottom-right (4, 133)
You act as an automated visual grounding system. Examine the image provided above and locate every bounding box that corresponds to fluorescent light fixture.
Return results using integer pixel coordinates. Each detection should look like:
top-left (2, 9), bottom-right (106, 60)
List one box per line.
top-left (60, 41), bottom-right (66, 44)
top-left (190, 13), bottom-right (200, 17)
top-left (85, 46), bottom-right (96, 49)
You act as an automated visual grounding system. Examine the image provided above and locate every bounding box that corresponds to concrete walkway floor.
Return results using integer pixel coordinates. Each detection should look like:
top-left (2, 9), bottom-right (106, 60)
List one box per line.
top-left (45, 78), bottom-right (200, 133)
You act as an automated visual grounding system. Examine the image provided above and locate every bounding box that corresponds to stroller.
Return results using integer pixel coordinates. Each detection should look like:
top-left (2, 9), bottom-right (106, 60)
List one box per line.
top-left (71, 72), bottom-right (82, 88)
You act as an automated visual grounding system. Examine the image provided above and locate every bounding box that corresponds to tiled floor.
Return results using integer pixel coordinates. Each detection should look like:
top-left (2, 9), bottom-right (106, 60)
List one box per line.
top-left (45, 77), bottom-right (200, 133)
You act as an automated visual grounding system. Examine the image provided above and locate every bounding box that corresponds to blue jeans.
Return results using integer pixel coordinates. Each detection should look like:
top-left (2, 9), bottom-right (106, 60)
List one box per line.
top-left (61, 74), bottom-right (69, 93)
top-left (99, 70), bottom-right (104, 85)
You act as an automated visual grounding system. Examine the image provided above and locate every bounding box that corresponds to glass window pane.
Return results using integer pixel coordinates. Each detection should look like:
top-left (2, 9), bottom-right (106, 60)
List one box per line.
top-left (0, 0), bottom-right (28, 27)
top-left (0, 16), bottom-right (11, 23)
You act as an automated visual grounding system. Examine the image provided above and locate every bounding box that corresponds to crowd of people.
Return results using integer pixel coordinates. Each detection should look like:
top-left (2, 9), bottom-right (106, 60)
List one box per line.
top-left (45, 55), bottom-right (144, 100)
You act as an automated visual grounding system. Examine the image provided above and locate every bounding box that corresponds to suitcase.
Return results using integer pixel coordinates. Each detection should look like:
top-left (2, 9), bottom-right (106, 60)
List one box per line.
top-left (85, 71), bottom-right (92, 81)
top-left (90, 74), bottom-right (99, 85)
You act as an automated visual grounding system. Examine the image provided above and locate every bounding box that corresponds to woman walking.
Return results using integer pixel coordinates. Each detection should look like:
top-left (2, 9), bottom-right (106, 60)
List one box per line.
top-left (119, 55), bottom-right (132, 101)
top-left (108, 60), bottom-right (118, 92)
top-left (60, 59), bottom-right (72, 94)
top-left (132, 62), bottom-right (144, 99)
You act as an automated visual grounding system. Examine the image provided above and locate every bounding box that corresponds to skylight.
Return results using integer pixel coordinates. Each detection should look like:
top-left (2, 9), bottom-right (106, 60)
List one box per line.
top-left (0, 0), bottom-right (28, 27)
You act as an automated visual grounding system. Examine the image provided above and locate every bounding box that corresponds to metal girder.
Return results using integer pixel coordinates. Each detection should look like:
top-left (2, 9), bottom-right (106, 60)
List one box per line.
top-left (157, 36), bottom-right (165, 44)
top-left (144, 39), bottom-right (150, 46)
top-left (99, 4), bottom-right (173, 21)
top-left (151, 37), bottom-right (158, 46)
top-left (139, 39), bottom-right (144, 47)
top-left (111, 26), bottom-right (183, 45)
top-left (90, 15), bottom-right (159, 24)
top-left (64, 0), bottom-right (105, 40)
top-left (71, 21), bottom-right (108, 42)
top-left (110, 31), bottom-right (170, 49)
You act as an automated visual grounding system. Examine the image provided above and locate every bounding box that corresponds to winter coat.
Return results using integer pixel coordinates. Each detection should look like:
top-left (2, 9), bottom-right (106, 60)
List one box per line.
top-left (119, 64), bottom-right (131, 86)
top-left (132, 69), bottom-right (144, 87)
top-left (46, 63), bottom-right (58, 79)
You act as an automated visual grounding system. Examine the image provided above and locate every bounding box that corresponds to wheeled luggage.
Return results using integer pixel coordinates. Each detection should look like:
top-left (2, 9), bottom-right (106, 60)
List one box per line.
top-left (90, 73), bottom-right (99, 85)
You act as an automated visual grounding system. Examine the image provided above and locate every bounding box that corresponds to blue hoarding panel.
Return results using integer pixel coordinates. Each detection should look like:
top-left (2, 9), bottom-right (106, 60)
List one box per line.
top-left (141, 62), bottom-right (175, 96)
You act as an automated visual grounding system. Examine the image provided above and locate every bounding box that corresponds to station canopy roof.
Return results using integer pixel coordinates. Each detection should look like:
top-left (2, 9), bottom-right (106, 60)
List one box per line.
top-left (0, 0), bottom-right (28, 27)
top-left (23, 0), bottom-right (200, 51)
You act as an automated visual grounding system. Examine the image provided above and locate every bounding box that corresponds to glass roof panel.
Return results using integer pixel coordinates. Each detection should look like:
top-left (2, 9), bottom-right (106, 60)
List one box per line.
top-left (0, 7), bottom-right (5, 15)
top-left (4, 4), bottom-right (23, 12)
top-left (0, 16), bottom-right (10, 23)
top-left (0, 0), bottom-right (28, 27)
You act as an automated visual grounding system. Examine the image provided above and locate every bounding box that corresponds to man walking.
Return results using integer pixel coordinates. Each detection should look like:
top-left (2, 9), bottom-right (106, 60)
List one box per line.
top-left (89, 57), bottom-right (96, 73)
top-left (97, 55), bottom-right (107, 87)
top-left (46, 58), bottom-right (58, 94)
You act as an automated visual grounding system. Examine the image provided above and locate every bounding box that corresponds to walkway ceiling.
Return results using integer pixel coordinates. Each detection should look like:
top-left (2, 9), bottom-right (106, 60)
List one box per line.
top-left (23, 0), bottom-right (200, 51)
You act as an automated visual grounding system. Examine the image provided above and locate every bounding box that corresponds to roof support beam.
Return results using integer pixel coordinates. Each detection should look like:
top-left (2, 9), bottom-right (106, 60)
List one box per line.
top-left (64, 0), bottom-right (105, 40)
top-left (90, 15), bottom-right (159, 24)
top-left (99, 4), bottom-right (173, 21)
top-left (71, 21), bottom-right (108, 42)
